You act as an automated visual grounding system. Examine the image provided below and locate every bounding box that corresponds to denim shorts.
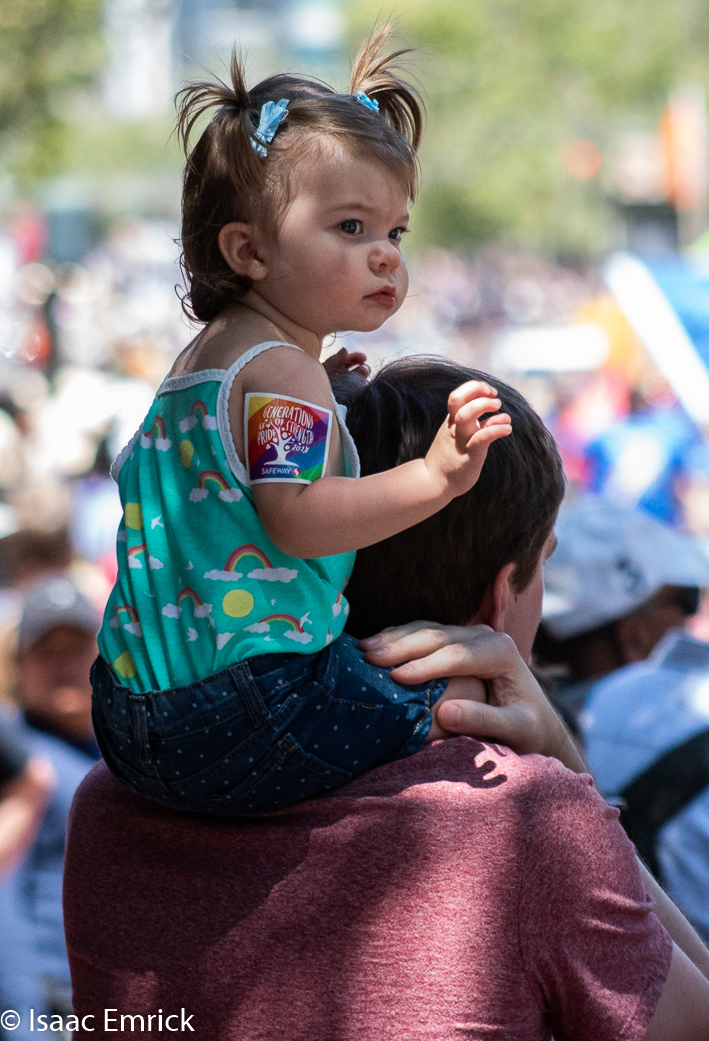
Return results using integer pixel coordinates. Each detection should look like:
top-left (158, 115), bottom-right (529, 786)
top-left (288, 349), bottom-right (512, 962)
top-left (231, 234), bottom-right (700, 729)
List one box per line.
top-left (91, 632), bottom-right (447, 815)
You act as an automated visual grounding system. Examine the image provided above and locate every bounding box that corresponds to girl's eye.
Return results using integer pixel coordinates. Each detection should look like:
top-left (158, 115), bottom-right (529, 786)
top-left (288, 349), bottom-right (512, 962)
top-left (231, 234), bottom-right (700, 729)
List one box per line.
top-left (389, 227), bottom-right (407, 242)
top-left (340, 220), bottom-right (362, 235)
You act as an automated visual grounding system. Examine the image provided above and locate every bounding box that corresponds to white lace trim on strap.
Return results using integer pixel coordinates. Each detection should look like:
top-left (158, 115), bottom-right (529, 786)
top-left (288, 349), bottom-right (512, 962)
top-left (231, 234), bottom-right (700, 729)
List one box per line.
top-left (216, 341), bottom-right (303, 486)
top-left (157, 368), bottom-right (226, 395)
top-left (111, 423), bottom-right (144, 482)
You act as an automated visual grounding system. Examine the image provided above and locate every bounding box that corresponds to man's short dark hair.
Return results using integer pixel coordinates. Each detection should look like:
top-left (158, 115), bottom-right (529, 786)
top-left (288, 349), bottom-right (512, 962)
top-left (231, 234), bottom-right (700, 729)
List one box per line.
top-left (339, 357), bottom-right (565, 639)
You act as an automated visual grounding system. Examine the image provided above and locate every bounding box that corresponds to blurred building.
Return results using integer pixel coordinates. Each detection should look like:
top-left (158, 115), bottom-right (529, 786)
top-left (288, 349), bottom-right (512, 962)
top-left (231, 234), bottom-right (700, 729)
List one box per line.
top-left (103, 0), bottom-right (345, 120)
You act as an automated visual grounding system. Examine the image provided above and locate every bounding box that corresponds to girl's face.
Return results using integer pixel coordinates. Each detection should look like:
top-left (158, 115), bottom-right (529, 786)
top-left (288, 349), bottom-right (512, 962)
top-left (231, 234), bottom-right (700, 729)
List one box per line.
top-left (254, 144), bottom-right (410, 338)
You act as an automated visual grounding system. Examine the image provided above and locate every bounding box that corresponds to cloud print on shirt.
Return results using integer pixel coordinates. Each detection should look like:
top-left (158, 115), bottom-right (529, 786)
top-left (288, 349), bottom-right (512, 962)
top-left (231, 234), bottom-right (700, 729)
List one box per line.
top-left (247, 567), bottom-right (298, 583)
top-left (284, 630), bottom-right (314, 644)
top-left (244, 621), bottom-right (270, 634)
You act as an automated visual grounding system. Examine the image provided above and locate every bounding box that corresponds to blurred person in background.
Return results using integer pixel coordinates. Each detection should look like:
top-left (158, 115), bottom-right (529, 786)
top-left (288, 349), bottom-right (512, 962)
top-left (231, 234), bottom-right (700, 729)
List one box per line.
top-left (535, 497), bottom-right (709, 944)
top-left (534, 497), bottom-right (709, 734)
top-left (0, 716), bottom-right (53, 880)
top-left (0, 578), bottom-right (100, 1039)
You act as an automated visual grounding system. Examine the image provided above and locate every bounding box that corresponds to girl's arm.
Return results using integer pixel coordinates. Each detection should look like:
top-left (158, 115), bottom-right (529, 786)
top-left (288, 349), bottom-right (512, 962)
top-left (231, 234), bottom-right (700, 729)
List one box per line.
top-left (238, 349), bottom-right (511, 559)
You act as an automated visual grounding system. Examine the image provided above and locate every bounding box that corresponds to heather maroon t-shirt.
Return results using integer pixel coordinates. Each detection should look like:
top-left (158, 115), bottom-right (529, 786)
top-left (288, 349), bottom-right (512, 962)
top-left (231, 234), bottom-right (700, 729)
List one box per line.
top-left (64, 738), bottom-right (671, 1040)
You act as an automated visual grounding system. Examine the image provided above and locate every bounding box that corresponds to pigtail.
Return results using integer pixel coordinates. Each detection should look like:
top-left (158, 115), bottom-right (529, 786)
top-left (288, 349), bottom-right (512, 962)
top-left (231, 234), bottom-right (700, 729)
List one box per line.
top-left (349, 26), bottom-right (424, 152)
top-left (176, 51), bottom-right (267, 322)
top-left (175, 50), bottom-right (262, 186)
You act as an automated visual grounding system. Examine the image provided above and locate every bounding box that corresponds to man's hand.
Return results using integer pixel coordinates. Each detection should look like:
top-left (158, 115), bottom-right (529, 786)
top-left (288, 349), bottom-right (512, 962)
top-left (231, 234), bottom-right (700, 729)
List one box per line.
top-left (423, 381), bottom-right (512, 499)
top-left (359, 623), bottom-right (588, 774)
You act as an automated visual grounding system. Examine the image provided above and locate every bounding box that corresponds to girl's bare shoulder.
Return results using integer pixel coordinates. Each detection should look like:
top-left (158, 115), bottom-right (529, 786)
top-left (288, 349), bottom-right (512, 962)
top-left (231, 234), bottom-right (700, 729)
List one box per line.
top-left (168, 307), bottom-right (290, 377)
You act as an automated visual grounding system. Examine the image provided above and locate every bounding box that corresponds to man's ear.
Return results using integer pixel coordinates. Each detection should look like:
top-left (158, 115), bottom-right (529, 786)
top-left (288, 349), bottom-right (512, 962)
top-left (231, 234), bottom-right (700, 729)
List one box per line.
top-left (474, 562), bottom-right (515, 632)
top-left (218, 223), bottom-right (268, 282)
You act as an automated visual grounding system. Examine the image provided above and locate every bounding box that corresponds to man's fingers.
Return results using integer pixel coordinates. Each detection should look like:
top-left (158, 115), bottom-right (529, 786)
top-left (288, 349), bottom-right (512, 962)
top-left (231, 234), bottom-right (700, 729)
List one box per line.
top-left (360, 624), bottom-right (489, 668)
top-left (388, 646), bottom-right (471, 683)
top-left (436, 700), bottom-right (534, 751)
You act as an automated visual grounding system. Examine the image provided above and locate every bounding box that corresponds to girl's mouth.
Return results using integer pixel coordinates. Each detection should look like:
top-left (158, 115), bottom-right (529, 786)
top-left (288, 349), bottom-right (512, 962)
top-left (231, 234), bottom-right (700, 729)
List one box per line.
top-left (365, 286), bottom-right (396, 308)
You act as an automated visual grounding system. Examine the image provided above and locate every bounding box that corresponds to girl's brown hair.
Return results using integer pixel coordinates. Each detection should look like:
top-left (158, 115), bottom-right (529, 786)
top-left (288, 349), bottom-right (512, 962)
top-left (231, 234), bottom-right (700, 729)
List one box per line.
top-left (176, 26), bottom-right (424, 323)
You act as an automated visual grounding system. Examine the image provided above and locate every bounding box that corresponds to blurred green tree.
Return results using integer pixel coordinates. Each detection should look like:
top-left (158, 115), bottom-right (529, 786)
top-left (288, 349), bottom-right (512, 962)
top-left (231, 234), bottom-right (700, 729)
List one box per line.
top-left (0, 0), bottom-right (104, 182)
top-left (346, 0), bottom-right (709, 257)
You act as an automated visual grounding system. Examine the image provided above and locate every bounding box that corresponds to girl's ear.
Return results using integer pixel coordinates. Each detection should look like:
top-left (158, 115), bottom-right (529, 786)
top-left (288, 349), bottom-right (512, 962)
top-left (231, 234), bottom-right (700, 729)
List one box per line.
top-left (218, 223), bottom-right (268, 281)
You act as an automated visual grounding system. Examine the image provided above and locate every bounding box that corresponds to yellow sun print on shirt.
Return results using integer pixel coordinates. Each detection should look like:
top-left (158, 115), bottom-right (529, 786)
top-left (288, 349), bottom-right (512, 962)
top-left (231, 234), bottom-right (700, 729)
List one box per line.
top-left (179, 440), bottom-right (194, 468)
top-left (222, 590), bottom-right (254, 618)
top-left (124, 503), bottom-right (143, 531)
top-left (113, 650), bottom-right (137, 679)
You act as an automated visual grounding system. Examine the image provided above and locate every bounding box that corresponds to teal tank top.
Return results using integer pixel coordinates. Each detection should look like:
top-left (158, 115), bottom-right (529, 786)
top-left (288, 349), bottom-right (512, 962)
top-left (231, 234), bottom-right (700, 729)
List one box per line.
top-left (98, 342), bottom-right (359, 693)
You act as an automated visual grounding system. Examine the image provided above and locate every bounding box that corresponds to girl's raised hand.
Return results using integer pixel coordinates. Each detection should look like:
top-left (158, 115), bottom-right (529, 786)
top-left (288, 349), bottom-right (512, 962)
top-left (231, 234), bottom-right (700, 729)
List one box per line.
top-left (424, 381), bottom-right (512, 499)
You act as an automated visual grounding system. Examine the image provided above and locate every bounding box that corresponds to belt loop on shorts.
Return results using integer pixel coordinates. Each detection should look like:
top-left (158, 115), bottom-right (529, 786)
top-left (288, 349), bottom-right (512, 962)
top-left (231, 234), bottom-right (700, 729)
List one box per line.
top-left (128, 694), bottom-right (152, 765)
top-left (228, 662), bottom-right (269, 728)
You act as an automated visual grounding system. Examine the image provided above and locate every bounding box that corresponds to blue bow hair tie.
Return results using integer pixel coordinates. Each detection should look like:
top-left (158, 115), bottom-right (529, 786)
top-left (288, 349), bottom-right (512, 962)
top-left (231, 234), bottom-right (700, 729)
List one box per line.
top-left (355, 90), bottom-right (379, 113)
top-left (252, 98), bottom-right (290, 157)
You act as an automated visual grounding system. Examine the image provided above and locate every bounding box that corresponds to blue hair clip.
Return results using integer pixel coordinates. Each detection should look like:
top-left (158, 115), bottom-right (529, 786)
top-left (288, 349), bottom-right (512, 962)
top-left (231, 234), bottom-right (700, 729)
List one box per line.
top-left (251, 98), bottom-right (289, 157)
top-left (355, 90), bottom-right (379, 114)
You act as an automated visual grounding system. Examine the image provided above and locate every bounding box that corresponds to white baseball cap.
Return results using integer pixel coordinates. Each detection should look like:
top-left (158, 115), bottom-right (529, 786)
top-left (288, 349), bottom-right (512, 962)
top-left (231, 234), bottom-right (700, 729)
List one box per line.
top-left (542, 497), bottom-right (709, 639)
top-left (17, 577), bottom-right (100, 652)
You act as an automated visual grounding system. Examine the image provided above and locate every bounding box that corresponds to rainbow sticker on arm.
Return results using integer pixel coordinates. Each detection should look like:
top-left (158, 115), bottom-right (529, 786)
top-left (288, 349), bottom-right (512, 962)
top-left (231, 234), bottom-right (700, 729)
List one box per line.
top-left (245, 393), bottom-right (333, 485)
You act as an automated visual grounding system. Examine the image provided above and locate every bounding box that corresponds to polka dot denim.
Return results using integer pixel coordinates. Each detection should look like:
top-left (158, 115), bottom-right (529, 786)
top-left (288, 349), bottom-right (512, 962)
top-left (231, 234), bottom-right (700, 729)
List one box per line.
top-left (91, 633), bottom-right (445, 816)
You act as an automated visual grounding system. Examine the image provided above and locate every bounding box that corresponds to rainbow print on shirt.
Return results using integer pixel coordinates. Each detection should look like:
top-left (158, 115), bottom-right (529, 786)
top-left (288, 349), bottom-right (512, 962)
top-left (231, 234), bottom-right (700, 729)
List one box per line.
top-left (109, 604), bottom-right (143, 637)
top-left (127, 543), bottom-right (163, 571)
top-left (244, 612), bottom-right (313, 645)
top-left (162, 586), bottom-right (213, 622)
top-left (245, 393), bottom-right (332, 484)
top-left (190, 470), bottom-right (242, 503)
top-left (204, 543), bottom-right (297, 584)
top-left (179, 399), bottom-right (218, 433)
top-left (140, 416), bottom-right (172, 452)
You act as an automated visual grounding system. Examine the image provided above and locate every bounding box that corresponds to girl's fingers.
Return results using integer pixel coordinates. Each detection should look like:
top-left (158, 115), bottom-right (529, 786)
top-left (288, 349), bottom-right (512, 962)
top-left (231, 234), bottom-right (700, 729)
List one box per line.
top-left (448, 380), bottom-right (497, 418)
top-left (480, 411), bottom-right (512, 428)
top-left (454, 396), bottom-right (502, 426)
top-left (347, 351), bottom-right (368, 365)
top-left (467, 419), bottom-right (513, 448)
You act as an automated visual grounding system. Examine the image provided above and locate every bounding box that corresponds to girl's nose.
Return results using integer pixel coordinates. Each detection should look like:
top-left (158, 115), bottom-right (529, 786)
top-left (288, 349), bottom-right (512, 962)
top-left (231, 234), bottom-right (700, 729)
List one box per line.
top-left (369, 239), bottom-right (401, 272)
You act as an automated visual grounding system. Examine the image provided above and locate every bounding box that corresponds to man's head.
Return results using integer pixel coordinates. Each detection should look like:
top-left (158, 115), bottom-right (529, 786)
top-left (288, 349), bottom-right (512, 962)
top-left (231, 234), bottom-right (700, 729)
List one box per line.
top-left (535, 497), bottom-right (709, 681)
top-left (15, 578), bottom-right (100, 742)
top-left (342, 357), bottom-right (565, 654)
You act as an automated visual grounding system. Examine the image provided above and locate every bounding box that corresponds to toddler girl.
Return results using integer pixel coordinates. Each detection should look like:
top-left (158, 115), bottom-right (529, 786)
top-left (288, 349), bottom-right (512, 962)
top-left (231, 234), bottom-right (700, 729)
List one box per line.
top-left (92, 28), bottom-right (512, 814)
